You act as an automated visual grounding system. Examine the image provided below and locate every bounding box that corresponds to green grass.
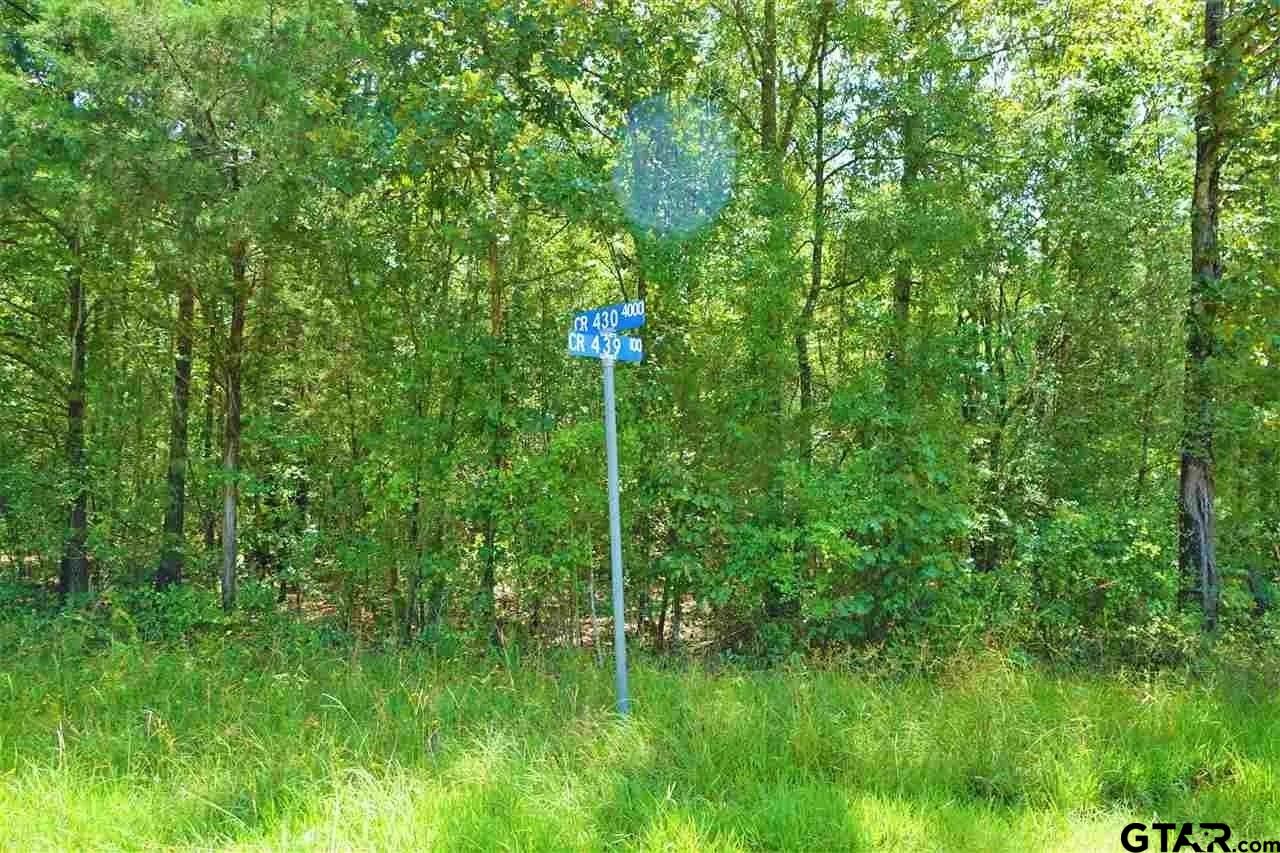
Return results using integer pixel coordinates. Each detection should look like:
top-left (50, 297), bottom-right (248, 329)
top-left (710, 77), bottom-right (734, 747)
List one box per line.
top-left (1, 633), bottom-right (1277, 851)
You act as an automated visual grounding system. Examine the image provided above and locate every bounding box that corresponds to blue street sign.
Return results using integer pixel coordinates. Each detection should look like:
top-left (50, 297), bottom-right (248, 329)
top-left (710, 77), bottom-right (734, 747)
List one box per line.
top-left (572, 300), bottom-right (645, 334)
top-left (567, 330), bottom-right (643, 363)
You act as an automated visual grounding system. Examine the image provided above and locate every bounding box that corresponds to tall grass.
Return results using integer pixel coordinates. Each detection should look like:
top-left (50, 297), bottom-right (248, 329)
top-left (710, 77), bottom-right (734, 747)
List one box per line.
top-left (1, 630), bottom-right (1277, 851)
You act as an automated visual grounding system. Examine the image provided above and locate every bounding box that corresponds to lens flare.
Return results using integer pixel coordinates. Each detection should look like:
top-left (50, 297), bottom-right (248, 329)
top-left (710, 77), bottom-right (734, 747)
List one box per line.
top-left (612, 94), bottom-right (735, 236)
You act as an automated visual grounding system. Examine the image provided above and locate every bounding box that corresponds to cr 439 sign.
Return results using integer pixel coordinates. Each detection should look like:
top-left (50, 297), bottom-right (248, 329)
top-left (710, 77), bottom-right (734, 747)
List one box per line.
top-left (567, 331), bottom-right (643, 362)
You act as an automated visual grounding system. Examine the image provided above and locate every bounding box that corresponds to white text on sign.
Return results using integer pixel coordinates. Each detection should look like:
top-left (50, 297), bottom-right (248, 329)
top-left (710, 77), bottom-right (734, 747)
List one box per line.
top-left (567, 331), bottom-right (644, 362)
top-left (572, 300), bottom-right (645, 334)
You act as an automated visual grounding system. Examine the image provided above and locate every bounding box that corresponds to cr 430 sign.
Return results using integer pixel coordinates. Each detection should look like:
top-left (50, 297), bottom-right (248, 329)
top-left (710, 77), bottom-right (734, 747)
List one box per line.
top-left (572, 300), bottom-right (645, 334)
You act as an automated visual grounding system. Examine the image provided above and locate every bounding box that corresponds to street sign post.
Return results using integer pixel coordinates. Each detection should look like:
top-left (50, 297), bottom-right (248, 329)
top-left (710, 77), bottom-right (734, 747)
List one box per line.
top-left (567, 301), bottom-right (644, 715)
top-left (600, 355), bottom-right (629, 715)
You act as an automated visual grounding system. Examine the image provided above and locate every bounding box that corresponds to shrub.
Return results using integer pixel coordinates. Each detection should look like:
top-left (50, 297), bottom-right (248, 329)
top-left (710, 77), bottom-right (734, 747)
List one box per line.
top-left (1014, 502), bottom-right (1192, 664)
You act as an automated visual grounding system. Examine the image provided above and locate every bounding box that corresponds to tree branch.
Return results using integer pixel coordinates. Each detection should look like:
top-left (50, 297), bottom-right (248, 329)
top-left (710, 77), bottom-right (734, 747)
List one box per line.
top-left (0, 346), bottom-right (62, 391)
top-left (780, 0), bottom-right (832, 154)
top-left (717, 0), bottom-right (761, 80)
top-left (1, 0), bottom-right (38, 23)
top-left (18, 200), bottom-right (70, 243)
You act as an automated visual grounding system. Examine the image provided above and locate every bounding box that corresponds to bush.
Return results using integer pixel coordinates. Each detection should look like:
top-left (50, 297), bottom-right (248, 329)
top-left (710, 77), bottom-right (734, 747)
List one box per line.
top-left (791, 437), bottom-right (972, 650)
top-left (1013, 502), bottom-right (1193, 664)
top-left (108, 584), bottom-right (227, 642)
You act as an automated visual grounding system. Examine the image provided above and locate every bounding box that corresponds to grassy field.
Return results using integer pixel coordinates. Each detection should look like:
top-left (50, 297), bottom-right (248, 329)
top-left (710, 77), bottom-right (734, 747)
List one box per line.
top-left (1, 631), bottom-right (1278, 852)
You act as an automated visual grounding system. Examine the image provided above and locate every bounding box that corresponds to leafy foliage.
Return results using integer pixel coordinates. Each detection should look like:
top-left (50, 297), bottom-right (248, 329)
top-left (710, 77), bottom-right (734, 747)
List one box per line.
top-left (0, 0), bottom-right (1277, 662)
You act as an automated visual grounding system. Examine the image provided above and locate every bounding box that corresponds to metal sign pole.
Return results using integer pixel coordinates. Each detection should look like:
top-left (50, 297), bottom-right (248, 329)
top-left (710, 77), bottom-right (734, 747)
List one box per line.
top-left (568, 303), bottom-right (642, 715)
top-left (601, 354), bottom-right (630, 715)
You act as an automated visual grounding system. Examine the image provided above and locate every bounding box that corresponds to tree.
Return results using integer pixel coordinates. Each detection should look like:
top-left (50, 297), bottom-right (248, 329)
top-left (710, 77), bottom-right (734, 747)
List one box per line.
top-left (0, 2), bottom-right (119, 601)
top-left (1179, 0), bottom-right (1279, 627)
top-left (1181, 0), bottom-right (1227, 629)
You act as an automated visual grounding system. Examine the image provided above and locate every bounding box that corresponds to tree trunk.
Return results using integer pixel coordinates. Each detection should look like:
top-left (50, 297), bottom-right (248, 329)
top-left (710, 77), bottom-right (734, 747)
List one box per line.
top-left (796, 18), bottom-right (827, 468)
top-left (757, 0), bottom-right (793, 621)
top-left (670, 584), bottom-right (683, 653)
top-left (424, 522), bottom-right (448, 635)
top-left (202, 305), bottom-right (219, 552)
top-left (402, 387), bottom-right (425, 644)
top-left (1135, 395), bottom-right (1153, 503)
top-left (589, 560), bottom-right (602, 664)
top-left (1180, 0), bottom-right (1225, 630)
top-left (656, 576), bottom-right (670, 650)
top-left (157, 276), bottom-right (194, 588)
top-left (403, 479), bottom-right (421, 644)
top-left (221, 242), bottom-right (247, 612)
top-left (59, 233), bottom-right (89, 601)
top-left (760, 0), bottom-right (778, 158)
top-left (480, 158), bottom-right (503, 646)
top-left (887, 102), bottom-right (921, 392)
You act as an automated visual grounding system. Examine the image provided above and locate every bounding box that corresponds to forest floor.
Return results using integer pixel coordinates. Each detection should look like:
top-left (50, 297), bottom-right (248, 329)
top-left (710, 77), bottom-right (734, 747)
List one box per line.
top-left (1, 632), bottom-right (1278, 852)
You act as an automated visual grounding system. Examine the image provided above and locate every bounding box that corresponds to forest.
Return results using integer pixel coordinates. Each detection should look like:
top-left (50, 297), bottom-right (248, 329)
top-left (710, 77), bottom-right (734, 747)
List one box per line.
top-left (1, 0), bottom-right (1279, 848)
top-left (4, 0), bottom-right (1278, 658)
